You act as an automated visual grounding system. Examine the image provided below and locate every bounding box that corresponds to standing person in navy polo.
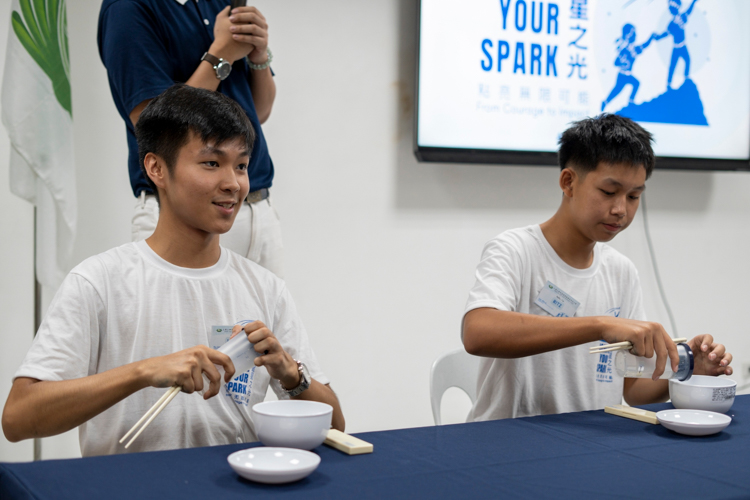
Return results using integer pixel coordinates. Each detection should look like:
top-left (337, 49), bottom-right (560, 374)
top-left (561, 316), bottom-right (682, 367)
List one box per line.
top-left (98, 0), bottom-right (285, 277)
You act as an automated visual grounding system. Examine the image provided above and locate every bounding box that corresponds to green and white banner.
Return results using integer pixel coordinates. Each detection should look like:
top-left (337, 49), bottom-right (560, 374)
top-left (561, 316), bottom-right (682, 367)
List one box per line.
top-left (2, 0), bottom-right (76, 289)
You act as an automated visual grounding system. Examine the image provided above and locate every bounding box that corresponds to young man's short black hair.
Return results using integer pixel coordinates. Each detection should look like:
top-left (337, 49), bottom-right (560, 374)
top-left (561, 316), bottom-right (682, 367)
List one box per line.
top-left (135, 84), bottom-right (256, 201)
top-left (558, 114), bottom-right (655, 179)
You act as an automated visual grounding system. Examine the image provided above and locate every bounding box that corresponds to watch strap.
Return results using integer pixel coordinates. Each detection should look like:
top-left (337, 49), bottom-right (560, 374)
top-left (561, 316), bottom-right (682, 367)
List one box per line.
top-left (201, 52), bottom-right (221, 67)
top-left (283, 360), bottom-right (310, 397)
top-left (201, 52), bottom-right (231, 80)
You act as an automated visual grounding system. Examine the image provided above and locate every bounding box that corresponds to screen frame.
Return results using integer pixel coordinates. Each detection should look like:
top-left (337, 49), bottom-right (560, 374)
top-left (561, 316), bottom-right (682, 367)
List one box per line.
top-left (413, 0), bottom-right (750, 172)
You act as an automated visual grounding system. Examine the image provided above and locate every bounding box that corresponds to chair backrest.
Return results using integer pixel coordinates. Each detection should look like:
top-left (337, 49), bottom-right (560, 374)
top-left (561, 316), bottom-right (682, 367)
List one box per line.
top-left (429, 349), bottom-right (481, 425)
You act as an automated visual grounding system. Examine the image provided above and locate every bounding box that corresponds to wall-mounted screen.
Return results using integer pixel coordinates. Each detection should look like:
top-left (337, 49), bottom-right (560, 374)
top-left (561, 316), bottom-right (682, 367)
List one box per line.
top-left (415, 0), bottom-right (750, 170)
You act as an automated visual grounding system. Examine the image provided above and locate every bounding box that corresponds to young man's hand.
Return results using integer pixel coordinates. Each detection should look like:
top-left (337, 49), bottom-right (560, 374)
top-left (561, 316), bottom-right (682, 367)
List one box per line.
top-left (210, 6), bottom-right (254, 63)
top-left (688, 334), bottom-right (733, 376)
top-left (599, 317), bottom-right (680, 380)
top-left (137, 346), bottom-right (235, 399)
top-left (228, 6), bottom-right (270, 65)
top-left (231, 321), bottom-right (301, 390)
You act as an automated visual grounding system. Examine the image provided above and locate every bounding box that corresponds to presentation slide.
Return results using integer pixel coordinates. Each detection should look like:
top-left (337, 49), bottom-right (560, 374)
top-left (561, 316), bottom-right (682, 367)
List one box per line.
top-left (417, 0), bottom-right (750, 161)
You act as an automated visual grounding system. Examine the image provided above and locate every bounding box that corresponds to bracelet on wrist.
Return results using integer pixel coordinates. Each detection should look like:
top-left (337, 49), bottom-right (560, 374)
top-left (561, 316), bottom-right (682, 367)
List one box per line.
top-left (247, 47), bottom-right (273, 70)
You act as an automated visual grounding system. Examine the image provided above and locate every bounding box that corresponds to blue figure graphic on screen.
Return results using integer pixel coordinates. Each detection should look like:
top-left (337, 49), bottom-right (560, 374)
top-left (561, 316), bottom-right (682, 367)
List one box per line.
top-left (601, 24), bottom-right (655, 112)
top-left (613, 0), bottom-right (708, 126)
top-left (653, 0), bottom-right (699, 89)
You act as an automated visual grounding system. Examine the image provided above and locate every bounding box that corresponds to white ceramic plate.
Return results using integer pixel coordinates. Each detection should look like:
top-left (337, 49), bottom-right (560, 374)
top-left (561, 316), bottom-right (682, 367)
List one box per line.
top-left (227, 447), bottom-right (321, 484)
top-left (656, 409), bottom-right (732, 436)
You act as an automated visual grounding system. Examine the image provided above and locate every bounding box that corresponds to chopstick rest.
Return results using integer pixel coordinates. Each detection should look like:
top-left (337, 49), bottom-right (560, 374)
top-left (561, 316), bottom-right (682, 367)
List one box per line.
top-left (604, 404), bottom-right (659, 425)
top-left (324, 429), bottom-right (373, 455)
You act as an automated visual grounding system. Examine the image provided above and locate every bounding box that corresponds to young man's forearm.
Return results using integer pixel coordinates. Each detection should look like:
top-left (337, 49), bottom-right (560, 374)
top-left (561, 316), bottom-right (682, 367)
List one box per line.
top-left (184, 37), bottom-right (252, 94)
top-left (295, 381), bottom-right (345, 432)
top-left (129, 63), bottom-right (275, 127)
top-left (622, 378), bottom-right (669, 406)
top-left (249, 67), bottom-right (275, 124)
top-left (463, 308), bottom-right (605, 358)
top-left (130, 57), bottom-right (225, 126)
top-left (3, 345), bottom-right (234, 442)
top-left (2, 363), bottom-right (149, 442)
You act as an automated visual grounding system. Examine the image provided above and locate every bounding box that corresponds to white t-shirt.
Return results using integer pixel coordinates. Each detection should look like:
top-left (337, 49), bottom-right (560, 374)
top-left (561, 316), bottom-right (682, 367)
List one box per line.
top-left (464, 225), bottom-right (646, 421)
top-left (14, 241), bottom-right (329, 456)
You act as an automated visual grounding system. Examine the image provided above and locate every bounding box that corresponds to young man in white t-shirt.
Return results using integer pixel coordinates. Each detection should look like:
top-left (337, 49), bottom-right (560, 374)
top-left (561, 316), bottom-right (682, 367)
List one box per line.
top-left (463, 114), bottom-right (733, 421)
top-left (2, 85), bottom-right (344, 455)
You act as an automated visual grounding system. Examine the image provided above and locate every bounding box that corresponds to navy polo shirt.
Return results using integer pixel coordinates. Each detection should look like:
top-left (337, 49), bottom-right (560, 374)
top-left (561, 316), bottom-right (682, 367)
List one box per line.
top-left (97, 0), bottom-right (274, 197)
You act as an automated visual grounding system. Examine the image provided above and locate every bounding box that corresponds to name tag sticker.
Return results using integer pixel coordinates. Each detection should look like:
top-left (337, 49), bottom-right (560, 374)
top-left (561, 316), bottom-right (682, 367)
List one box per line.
top-left (534, 281), bottom-right (581, 317)
top-left (210, 325), bottom-right (235, 350)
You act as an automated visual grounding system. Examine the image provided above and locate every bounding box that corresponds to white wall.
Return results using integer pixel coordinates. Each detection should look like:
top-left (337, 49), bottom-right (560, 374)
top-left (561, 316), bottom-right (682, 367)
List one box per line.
top-left (1, 0), bottom-right (749, 461)
top-left (0, 0), bottom-right (33, 462)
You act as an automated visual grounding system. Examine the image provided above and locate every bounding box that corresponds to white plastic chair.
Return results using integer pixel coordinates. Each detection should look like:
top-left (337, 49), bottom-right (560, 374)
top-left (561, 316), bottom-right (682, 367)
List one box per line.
top-left (430, 349), bottom-right (481, 425)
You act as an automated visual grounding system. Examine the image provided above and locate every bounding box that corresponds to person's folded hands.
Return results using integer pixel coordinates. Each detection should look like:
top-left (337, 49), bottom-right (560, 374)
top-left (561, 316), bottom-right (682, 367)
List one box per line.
top-left (229, 6), bottom-right (269, 65)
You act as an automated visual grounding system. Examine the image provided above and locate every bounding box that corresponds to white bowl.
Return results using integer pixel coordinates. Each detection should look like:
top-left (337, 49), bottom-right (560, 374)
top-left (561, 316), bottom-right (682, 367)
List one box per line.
top-left (227, 447), bottom-right (320, 484)
top-left (669, 375), bottom-right (737, 413)
top-left (251, 400), bottom-right (333, 450)
top-left (656, 409), bottom-right (732, 436)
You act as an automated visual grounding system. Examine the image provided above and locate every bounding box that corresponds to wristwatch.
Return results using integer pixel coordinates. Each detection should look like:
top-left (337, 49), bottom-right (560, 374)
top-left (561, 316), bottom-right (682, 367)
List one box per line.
top-left (201, 52), bottom-right (232, 80)
top-left (282, 360), bottom-right (311, 397)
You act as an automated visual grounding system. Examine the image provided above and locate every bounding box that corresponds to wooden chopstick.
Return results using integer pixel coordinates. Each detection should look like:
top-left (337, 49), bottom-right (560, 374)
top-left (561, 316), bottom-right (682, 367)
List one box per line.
top-left (124, 386), bottom-right (181, 449)
top-left (120, 386), bottom-right (181, 449)
top-left (589, 345), bottom-right (631, 354)
top-left (589, 340), bottom-right (631, 352)
top-left (589, 337), bottom-right (688, 354)
top-left (119, 387), bottom-right (174, 444)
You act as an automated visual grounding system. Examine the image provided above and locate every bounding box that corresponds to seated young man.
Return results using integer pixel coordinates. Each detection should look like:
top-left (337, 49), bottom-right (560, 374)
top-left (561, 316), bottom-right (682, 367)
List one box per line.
top-left (2, 85), bottom-right (344, 455)
top-left (462, 114), bottom-right (733, 421)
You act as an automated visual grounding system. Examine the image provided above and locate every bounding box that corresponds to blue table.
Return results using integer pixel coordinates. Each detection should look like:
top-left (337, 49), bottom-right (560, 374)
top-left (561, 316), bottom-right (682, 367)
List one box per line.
top-left (2, 396), bottom-right (748, 499)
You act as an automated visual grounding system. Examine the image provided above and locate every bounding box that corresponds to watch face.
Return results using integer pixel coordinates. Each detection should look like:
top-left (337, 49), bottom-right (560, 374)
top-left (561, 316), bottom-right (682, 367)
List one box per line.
top-left (216, 61), bottom-right (232, 80)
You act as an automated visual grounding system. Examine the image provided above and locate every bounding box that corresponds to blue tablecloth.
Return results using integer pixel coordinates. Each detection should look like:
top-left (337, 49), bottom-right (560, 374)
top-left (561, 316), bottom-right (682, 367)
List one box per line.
top-left (2, 396), bottom-right (748, 499)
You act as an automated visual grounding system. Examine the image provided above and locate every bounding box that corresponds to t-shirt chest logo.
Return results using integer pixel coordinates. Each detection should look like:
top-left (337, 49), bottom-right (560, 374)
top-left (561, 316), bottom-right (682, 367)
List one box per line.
top-left (595, 307), bottom-right (621, 383)
top-left (605, 307), bottom-right (621, 317)
top-left (210, 322), bottom-right (257, 407)
top-left (224, 369), bottom-right (255, 406)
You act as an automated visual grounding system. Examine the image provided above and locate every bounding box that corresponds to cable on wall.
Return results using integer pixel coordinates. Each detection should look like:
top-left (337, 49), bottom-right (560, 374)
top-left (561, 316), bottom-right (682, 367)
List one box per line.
top-left (641, 193), bottom-right (678, 336)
